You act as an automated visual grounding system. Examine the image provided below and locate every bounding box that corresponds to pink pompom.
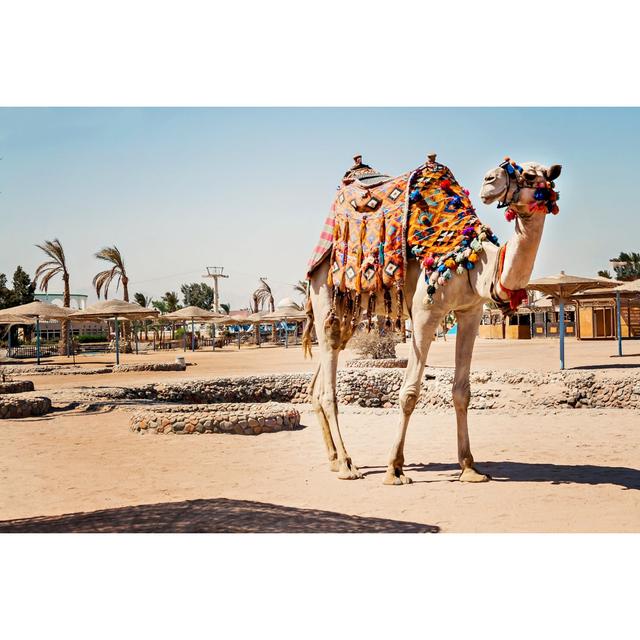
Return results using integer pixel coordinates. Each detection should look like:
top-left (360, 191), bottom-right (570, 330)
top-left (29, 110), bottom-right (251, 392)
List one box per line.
top-left (424, 256), bottom-right (435, 268)
top-left (505, 209), bottom-right (517, 222)
top-left (438, 276), bottom-right (445, 286)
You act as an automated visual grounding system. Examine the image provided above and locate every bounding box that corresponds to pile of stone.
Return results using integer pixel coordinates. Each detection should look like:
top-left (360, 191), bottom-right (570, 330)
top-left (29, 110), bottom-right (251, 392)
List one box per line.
top-left (0, 380), bottom-right (35, 394)
top-left (130, 402), bottom-right (301, 435)
top-left (0, 396), bottom-right (52, 419)
top-left (346, 358), bottom-right (408, 369)
top-left (113, 362), bottom-right (186, 373)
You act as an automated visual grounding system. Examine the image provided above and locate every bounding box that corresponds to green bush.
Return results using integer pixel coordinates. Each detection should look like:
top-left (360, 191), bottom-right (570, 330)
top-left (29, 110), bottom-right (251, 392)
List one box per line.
top-left (76, 334), bottom-right (108, 344)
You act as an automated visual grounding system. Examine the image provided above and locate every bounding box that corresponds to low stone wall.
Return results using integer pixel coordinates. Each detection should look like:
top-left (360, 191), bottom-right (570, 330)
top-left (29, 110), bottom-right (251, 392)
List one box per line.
top-left (1, 365), bottom-right (111, 376)
top-left (118, 369), bottom-right (640, 412)
top-left (130, 402), bottom-right (301, 435)
top-left (0, 380), bottom-right (35, 394)
top-left (0, 396), bottom-right (52, 419)
top-left (345, 358), bottom-right (408, 369)
top-left (113, 362), bottom-right (186, 373)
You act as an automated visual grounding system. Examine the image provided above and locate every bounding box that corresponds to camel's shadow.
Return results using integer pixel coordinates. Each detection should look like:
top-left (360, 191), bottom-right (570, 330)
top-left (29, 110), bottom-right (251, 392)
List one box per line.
top-left (361, 461), bottom-right (640, 490)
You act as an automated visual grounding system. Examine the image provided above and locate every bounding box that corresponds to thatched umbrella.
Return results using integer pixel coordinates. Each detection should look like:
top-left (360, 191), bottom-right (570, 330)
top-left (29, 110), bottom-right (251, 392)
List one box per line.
top-left (163, 306), bottom-right (226, 351)
top-left (527, 271), bottom-right (620, 369)
top-left (72, 300), bottom-right (159, 365)
top-left (262, 304), bottom-right (306, 349)
top-left (0, 301), bottom-right (75, 364)
top-left (0, 314), bottom-right (34, 356)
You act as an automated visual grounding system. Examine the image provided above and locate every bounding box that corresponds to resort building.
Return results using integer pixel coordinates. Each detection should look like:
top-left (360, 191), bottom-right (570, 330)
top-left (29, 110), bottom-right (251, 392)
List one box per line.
top-left (34, 292), bottom-right (107, 340)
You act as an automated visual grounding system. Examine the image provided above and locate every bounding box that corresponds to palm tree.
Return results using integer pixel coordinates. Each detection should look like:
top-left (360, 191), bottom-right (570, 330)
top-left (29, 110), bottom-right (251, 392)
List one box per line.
top-left (34, 238), bottom-right (71, 356)
top-left (251, 278), bottom-right (275, 313)
top-left (293, 279), bottom-right (307, 300)
top-left (155, 291), bottom-right (180, 339)
top-left (93, 245), bottom-right (129, 300)
top-left (134, 292), bottom-right (151, 341)
top-left (220, 302), bottom-right (231, 315)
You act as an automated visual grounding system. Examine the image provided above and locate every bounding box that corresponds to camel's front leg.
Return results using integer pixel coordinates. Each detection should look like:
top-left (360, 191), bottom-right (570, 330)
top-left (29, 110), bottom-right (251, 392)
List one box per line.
top-left (453, 306), bottom-right (490, 483)
top-left (384, 303), bottom-right (442, 486)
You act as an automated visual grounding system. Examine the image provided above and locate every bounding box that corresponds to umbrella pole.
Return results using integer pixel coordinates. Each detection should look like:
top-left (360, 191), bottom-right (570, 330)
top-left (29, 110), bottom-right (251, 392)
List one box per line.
top-left (36, 316), bottom-right (41, 365)
top-left (237, 328), bottom-right (241, 350)
top-left (616, 291), bottom-right (623, 357)
top-left (115, 317), bottom-right (120, 366)
top-left (191, 319), bottom-right (195, 352)
top-left (135, 323), bottom-right (139, 355)
top-left (285, 317), bottom-right (289, 349)
top-left (212, 323), bottom-right (216, 351)
top-left (559, 299), bottom-right (565, 370)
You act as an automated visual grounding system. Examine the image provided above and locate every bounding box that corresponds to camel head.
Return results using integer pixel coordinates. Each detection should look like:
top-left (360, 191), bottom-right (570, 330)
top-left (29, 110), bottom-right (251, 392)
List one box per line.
top-left (480, 159), bottom-right (562, 217)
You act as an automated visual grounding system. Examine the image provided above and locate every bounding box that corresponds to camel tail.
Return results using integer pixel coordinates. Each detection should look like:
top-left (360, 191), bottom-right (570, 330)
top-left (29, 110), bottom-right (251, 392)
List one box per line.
top-left (302, 296), bottom-right (314, 359)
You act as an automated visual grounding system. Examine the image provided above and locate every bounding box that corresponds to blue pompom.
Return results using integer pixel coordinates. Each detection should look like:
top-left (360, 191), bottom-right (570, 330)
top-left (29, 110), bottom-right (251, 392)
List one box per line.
top-left (466, 261), bottom-right (474, 270)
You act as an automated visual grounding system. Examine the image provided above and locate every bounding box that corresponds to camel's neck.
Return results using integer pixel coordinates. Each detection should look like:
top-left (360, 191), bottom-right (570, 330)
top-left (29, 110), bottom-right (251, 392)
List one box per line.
top-left (499, 212), bottom-right (546, 291)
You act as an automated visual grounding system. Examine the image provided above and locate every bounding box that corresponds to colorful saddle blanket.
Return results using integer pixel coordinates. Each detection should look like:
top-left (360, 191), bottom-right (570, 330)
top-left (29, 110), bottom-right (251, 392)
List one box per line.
top-left (308, 162), bottom-right (499, 303)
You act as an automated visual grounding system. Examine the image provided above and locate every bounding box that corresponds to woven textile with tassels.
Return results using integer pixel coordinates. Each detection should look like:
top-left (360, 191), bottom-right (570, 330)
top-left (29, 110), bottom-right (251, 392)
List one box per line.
top-left (308, 161), bottom-right (500, 329)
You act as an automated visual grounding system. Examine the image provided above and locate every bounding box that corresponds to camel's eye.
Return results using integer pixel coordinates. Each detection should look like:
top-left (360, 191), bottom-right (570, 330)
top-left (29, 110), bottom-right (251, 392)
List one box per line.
top-left (524, 171), bottom-right (536, 182)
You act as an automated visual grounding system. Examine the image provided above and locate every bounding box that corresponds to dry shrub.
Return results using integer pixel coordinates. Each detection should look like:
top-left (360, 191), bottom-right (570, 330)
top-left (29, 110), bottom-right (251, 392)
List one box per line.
top-left (349, 329), bottom-right (399, 360)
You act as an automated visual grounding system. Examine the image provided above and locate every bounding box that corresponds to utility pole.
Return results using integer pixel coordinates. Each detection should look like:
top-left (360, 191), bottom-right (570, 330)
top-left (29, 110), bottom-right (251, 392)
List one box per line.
top-left (202, 266), bottom-right (228, 313)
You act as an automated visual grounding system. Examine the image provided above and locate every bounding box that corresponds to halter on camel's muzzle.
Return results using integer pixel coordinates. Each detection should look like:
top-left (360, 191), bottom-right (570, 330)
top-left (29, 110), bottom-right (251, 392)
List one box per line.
top-left (495, 158), bottom-right (560, 221)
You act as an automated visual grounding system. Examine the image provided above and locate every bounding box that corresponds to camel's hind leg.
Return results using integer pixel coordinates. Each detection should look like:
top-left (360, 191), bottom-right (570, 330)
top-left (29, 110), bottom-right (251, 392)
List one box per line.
top-left (384, 298), bottom-right (444, 485)
top-left (453, 305), bottom-right (490, 483)
top-left (309, 364), bottom-right (339, 471)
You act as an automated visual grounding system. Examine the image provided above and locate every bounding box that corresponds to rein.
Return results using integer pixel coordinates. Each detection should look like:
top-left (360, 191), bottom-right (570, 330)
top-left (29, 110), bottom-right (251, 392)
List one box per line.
top-left (490, 244), bottom-right (528, 312)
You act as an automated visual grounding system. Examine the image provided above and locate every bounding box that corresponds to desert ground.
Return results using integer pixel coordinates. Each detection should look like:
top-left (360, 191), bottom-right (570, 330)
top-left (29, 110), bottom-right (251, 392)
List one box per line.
top-left (1, 337), bottom-right (639, 533)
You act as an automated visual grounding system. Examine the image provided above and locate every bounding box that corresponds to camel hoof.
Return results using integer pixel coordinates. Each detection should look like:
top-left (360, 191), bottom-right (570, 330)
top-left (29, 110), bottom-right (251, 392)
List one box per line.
top-left (459, 467), bottom-right (491, 483)
top-left (337, 461), bottom-right (363, 480)
top-left (383, 470), bottom-right (413, 486)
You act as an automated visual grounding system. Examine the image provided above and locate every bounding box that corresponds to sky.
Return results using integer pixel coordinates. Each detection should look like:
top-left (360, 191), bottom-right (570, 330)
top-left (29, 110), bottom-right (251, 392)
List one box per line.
top-left (1, 107), bottom-right (638, 310)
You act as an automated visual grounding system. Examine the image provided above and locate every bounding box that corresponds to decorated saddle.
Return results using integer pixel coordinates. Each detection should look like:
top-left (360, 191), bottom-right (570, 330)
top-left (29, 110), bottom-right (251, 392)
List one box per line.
top-left (308, 161), bottom-right (499, 315)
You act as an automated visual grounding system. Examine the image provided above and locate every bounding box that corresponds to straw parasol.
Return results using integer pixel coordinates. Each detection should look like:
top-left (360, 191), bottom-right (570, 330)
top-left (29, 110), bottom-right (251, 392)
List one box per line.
top-left (163, 306), bottom-right (227, 351)
top-left (527, 271), bottom-right (620, 369)
top-left (72, 300), bottom-right (159, 364)
top-left (0, 301), bottom-right (76, 364)
top-left (262, 303), bottom-right (306, 348)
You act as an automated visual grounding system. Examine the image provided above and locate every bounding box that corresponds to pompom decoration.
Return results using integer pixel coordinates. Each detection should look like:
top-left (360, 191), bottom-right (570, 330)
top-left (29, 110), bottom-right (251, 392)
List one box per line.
top-left (469, 253), bottom-right (478, 263)
top-left (438, 276), bottom-right (445, 286)
top-left (551, 204), bottom-right (559, 215)
top-left (445, 258), bottom-right (456, 269)
top-left (466, 261), bottom-right (474, 270)
top-left (427, 285), bottom-right (436, 295)
top-left (424, 256), bottom-right (435, 268)
top-left (456, 266), bottom-right (465, 275)
top-left (440, 179), bottom-right (451, 191)
top-left (505, 209), bottom-right (517, 222)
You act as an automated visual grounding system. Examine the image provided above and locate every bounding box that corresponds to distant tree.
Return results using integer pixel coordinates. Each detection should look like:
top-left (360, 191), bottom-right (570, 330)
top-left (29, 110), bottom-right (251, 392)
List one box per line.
top-left (152, 291), bottom-right (180, 338)
top-left (180, 282), bottom-right (214, 309)
top-left (34, 239), bottom-right (71, 355)
top-left (597, 269), bottom-right (612, 279)
top-left (613, 251), bottom-right (640, 281)
top-left (0, 273), bottom-right (11, 310)
top-left (11, 266), bottom-right (36, 306)
top-left (220, 302), bottom-right (230, 314)
top-left (93, 245), bottom-right (129, 300)
top-left (134, 293), bottom-right (152, 340)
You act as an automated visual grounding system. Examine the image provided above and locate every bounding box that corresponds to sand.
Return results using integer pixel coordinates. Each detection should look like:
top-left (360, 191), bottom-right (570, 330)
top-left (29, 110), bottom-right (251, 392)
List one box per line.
top-left (1, 405), bottom-right (638, 532)
top-left (1, 338), bottom-right (639, 532)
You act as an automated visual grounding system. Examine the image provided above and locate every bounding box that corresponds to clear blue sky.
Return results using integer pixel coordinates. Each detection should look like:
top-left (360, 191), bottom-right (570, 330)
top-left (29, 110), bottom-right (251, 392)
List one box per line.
top-left (1, 107), bottom-right (638, 309)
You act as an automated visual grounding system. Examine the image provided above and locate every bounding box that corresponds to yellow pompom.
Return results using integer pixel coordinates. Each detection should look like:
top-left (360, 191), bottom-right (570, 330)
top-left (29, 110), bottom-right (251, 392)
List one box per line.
top-left (469, 253), bottom-right (478, 263)
top-left (445, 259), bottom-right (456, 269)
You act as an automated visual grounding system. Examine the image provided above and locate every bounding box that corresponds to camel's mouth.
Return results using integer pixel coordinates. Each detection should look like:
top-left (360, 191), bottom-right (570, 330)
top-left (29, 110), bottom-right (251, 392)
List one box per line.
top-left (479, 167), bottom-right (508, 205)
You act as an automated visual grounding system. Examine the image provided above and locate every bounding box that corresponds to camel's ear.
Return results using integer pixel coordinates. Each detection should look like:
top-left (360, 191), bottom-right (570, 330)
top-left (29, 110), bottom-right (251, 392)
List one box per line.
top-left (546, 164), bottom-right (562, 180)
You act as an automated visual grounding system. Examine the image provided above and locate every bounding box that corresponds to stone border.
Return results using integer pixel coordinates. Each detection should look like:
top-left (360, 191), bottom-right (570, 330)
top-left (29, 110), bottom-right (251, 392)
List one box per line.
top-left (130, 402), bottom-right (301, 435)
top-left (0, 380), bottom-right (35, 394)
top-left (346, 358), bottom-right (408, 369)
top-left (1, 365), bottom-right (111, 376)
top-left (0, 396), bottom-right (52, 419)
top-left (113, 363), bottom-right (186, 373)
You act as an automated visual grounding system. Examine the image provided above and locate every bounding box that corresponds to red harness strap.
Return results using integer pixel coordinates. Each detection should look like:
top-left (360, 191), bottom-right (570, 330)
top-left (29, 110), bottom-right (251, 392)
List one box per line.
top-left (496, 244), bottom-right (528, 311)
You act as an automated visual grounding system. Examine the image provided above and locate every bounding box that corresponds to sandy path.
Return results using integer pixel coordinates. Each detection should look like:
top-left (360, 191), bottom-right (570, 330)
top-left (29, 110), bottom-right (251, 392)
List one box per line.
top-left (6, 337), bottom-right (639, 393)
top-left (1, 407), bottom-right (638, 532)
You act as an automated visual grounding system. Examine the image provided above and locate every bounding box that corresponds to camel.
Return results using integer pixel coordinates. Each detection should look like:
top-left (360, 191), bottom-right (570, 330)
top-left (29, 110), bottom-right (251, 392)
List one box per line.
top-left (304, 157), bottom-right (562, 483)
